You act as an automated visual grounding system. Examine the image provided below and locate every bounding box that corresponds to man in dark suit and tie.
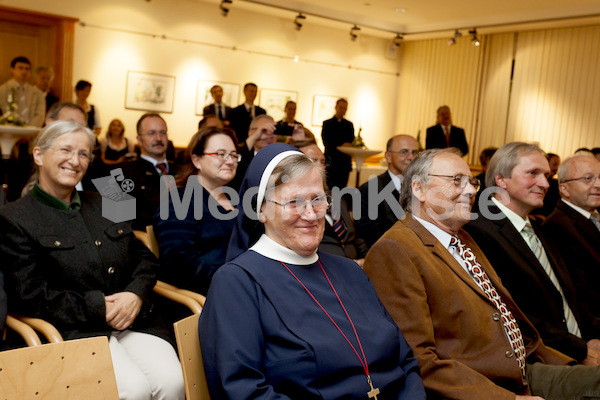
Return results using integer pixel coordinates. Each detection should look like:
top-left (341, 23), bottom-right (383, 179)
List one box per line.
top-left (355, 134), bottom-right (419, 248)
top-left (321, 98), bottom-right (355, 190)
top-left (120, 113), bottom-right (178, 230)
top-left (542, 154), bottom-right (600, 318)
top-left (364, 148), bottom-right (600, 400)
top-left (425, 105), bottom-right (469, 156)
top-left (229, 82), bottom-right (266, 143)
top-left (202, 84), bottom-right (231, 126)
top-left (464, 142), bottom-right (600, 365)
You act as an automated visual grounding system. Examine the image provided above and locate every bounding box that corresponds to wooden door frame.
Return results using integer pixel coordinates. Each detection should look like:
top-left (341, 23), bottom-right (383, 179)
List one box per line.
top-left (0, 5), bottom-right (78, 102)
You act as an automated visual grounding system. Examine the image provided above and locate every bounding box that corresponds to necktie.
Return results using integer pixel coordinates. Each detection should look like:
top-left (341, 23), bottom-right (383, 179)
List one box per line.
top-left (522, 223), bottom-right (581, 337)
top-left (215, 104), bottom-right (220, 120)
top-left (591, 212), bottom-right (600, 232)
top-left (17, 85), bottom-right (29, 124)
top-left (450, 235), bottom-right (527, 376)
top-left (444, 125), bottom-right (450, 147)
top-left (156, 162), bottom-right (168, 176)
top-left (329, 205), bottom-right (347, 242)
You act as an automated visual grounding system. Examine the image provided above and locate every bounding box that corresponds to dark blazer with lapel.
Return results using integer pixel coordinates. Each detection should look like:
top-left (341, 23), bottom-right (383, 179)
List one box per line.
top-left (319, 197), bottom-right (367, 259)
top-left (425, 124), bottom-right (469, 156)
top-left (543, 201), bottom-right (600, 318)
top-left (464, 204), bottom-right (598, 362)
top-left (203, 103), bottom-right (232, 122)
top-left (364, 215), bottom-right (572, 400)
top-left (0, 192), bottom-right (168, 341)
top-left (119, 158), bottom-right (178, 230)
top-left (228, 104), bottom-right (266, 143)
top-left (355, 171), bottom-right (403, 248)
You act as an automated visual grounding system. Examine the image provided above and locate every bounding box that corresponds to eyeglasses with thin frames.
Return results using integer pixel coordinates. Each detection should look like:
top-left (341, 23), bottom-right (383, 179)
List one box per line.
top-left (203, 151), bottom-right (242, 162)
top-left (563, 174), bottom-right (600, 185)
top-left (428, 174), bottom-right (480, 191)
top-left (52, 147), bottom-right (90, 161)
top-left (266, 194), bottom-right (330, 215)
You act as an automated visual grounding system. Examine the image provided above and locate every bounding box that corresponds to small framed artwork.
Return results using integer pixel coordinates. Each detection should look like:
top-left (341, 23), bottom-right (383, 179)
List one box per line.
top-left (258, 89), bottom-right (298, 122)
top-left (195, 81), bottom-right (240, 116)
top-left (125, 71), bottom-right (175, 113)
top-left (311, 95), bottom-right (340, 126)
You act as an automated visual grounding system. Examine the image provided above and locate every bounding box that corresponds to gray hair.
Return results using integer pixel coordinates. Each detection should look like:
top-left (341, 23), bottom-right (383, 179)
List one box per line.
top-left (23, 121), bottom-right (95, 195)
top-left (46, 102), bottom-right (86, 122)
top-left (557, 154), bottom-right (596, 183)
top-left (400, 148), bottom-right (459, 212)
top-left (264, 153), bottom-right (326, 199)
top-left (485, 142), bottom-right (546, 189)
top-left (249, 114), bottom-right (274, 131)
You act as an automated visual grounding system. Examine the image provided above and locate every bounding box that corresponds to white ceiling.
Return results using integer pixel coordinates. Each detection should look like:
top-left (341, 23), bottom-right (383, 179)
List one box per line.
top-left (209, 0), bottom-right (600, 39)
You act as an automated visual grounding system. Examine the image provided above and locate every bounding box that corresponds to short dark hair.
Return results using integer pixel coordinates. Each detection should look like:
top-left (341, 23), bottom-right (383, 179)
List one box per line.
top-left (336, 98), bottom-right (348, 106)
top-left (210, 85), bottom-right (222, 93)
top-left (479, 147), bottom-right (498, 167)
top-left (11, 56), bottom-right (31, 68)
top-left (591, 148), bottom-right (600, 156)
top-left (136, 113), bottom-right (166, 136)
top-left (75, 80), bottom-right (92, 91)
top-left (244, 82), bottom-right (257, 91)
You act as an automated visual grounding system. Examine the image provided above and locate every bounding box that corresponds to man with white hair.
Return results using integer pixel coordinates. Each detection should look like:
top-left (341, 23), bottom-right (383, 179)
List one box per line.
top-left (542, 154), bottom-right (600, 318)
top-left (365, 148), bottom-right (600, 400)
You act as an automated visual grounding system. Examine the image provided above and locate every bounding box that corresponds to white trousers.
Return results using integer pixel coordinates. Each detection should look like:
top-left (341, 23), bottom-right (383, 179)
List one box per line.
top-left (109, 331), bottom-right (185, 400)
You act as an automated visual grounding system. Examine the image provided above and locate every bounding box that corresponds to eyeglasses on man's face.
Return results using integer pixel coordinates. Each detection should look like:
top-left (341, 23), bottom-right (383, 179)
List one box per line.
top-left (428, 174), bottom-right (480, 191)
top-left (563, 174), bottom-right (600, 185)
top-left (266, 194), bottom-right (330, 215)
top-left (52, 146), bottom-right (90, 161)
top-left (203, 151), bottom-right (241, 162)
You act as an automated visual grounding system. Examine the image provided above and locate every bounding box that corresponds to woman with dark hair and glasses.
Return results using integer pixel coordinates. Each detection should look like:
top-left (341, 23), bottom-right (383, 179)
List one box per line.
top-left (199, 143), bottom-right (425, 400)
top-left (154, 127), bottom-right (239, 295)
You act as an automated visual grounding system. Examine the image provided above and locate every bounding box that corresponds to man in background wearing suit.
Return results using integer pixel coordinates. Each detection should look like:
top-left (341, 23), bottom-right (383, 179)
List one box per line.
top-left (121, 113), bottom-right (177, 230)
top-left (355, 134), bottom-right (419, 248)
top-left (229, 82), bottom-right (266, 143)
top-left (464, 142), bottom-right (600, 365)
top-left (542, 154), bottom-right (600, 319)
top-left (202, 84), bottom-right (231, 126)
top-left (425, 105), bottom-right (469, 156)
top-left (364, 148), bottom-right (600, 400)
top-left (321, 98), bottom-right (355, 190)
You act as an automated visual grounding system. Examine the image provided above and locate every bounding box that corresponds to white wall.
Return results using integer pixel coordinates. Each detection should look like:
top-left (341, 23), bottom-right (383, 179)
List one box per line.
top-left (5, 0), bottom-right (401, 151)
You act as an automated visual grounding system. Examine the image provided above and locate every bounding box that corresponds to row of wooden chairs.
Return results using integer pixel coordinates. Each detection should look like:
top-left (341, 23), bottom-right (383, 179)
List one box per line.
top-left (0, 226), bottom-right (210, 400)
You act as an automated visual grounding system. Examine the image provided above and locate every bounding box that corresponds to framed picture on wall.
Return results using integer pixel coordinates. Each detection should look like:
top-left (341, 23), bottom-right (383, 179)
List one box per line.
top-left (195, 80), bottom-right (240, 116)
top-left (125, 71), bottom-right (175, 113)
top-left (258, 89), bottom-right (298, 122)
top-left (311, 95), bottom-right (340, 126)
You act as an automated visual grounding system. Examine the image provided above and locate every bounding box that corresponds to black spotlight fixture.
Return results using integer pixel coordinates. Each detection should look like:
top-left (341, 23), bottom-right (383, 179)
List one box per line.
top-left (393, 33), bottom-right (403, 47)
top-left (350, 25), bottom-right (361, 41)
top-left (294, 13), bottom-right (306, 31)
top-left (448, 29), bottom-right (462, 46)
top-left (470, 28), bottom-right (480, 46)
top-left (220, 0), bottom-right (232, 17)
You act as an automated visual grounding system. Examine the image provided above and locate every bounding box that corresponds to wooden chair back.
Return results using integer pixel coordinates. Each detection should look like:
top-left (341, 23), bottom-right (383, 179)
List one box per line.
top-left (146, 225), bottom-right (160, 258)
top-left (174, 313), bottom-right (210, 400)
top-left (0, 336), bottom-right (119, 399)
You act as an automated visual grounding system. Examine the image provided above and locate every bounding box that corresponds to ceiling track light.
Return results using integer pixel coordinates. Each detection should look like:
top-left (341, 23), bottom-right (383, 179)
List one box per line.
top-left (294, 13), bottom-right (306, 31)
top-left (220, 0), bottom-right (232, 17)
top-left (448, 29), bottom-right (462, 46)
top-left (393, 33), bottom-right (403, 47)
top-left (350, 25), bottom-right (361, 41)
top-left (470, 28), bottom-right (480, 46)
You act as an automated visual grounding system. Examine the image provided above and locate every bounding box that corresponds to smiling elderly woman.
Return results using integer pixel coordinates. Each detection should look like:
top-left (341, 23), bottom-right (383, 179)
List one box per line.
top-left (199, 143), bottom-right (425, 400)
top-left (0, 120), bottom-right (184, 400)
